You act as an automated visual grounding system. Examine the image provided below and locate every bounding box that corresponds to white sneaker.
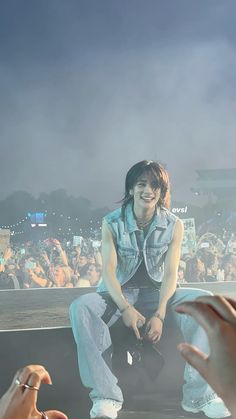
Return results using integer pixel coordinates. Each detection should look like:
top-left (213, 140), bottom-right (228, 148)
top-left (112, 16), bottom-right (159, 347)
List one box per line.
top-left (182, 397), bottom-right (231, 418)
top-left (90, 399), bottom-right (122, 419)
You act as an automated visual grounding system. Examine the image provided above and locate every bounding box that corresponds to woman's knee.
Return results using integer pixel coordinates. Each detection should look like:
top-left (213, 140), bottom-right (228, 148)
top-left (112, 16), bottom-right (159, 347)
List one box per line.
top-left (182, 287), bottom-right (213, 301)
top-left (69, 294), bottom-right (92, 319)
top-left (69, 293), bottom-right (104, 321)
top-left (192, 288), bottom-right (213, 299)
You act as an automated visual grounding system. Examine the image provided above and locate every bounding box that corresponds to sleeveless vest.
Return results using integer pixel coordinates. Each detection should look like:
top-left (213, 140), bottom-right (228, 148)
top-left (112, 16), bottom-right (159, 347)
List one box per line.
top-left (97, 201), bottom-right (178, 292)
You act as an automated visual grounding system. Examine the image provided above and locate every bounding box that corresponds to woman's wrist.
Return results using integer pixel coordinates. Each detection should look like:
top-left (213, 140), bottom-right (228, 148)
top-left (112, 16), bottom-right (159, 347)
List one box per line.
top-left (120, 304), bottom-right (131, 314)
top-left (153, 312), bottom-right (164, 323)
top-left (118, 294), bottom-right (132, 313)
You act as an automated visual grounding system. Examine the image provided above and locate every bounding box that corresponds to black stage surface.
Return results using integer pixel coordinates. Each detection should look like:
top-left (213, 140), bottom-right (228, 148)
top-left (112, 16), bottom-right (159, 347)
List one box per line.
top-left (0, 282), bottom-right (235, 419)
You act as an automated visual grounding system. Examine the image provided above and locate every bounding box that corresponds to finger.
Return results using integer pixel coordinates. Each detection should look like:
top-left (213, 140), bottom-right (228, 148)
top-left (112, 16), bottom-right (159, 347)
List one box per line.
top-left (43, 410), bottom-right (68, 419)
top-left (225, 297), bottom-right (236, 310)
top-left (147, 329), bottom-right (156, 337)
top-left (19, 365), bottom-right (52, 387)
top-left (177, 342), bottom-right (208, 380)
top-left (17, 365), bottom-right (52, 407)
top-left (137, 313), bottom-right (145, 323)
top-left (9, 369), bottom-right (24, 392)
top-left (148, 331), bottom-right (160, 340)
top-left (12, 366), bottom-right (41, 393)
top-left (22, 372), bottom-right (51, 407)
top-left (153, 335), bottom-right (161, 344)
top-left (195, 295), bottom-right (236, 323)
top-left (150, 334), bottom-right (160, 343)
top-left (175, 301), bottom-right (223, 335)
top-left (136, 319), bottom-right (144, 328)
top-left (132, 324), bottom-right (141, 340)
top-left (146, 326), bottom-right (158, 337)
top-left (145, 321), bottom-right (151, 334)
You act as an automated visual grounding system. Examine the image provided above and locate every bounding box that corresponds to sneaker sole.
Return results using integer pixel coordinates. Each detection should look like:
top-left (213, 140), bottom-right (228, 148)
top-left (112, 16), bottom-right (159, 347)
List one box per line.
top-left (182, 402), bottom-right (231, 418)
top-left (182, 402), bottom-right (199, 414)
top-left (90, 402), bottom-right (122, 419)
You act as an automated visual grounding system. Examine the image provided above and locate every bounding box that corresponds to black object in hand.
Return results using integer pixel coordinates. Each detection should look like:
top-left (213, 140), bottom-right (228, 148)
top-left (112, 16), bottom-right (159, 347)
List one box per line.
top-left (126, 338), bottom-right (165, 381)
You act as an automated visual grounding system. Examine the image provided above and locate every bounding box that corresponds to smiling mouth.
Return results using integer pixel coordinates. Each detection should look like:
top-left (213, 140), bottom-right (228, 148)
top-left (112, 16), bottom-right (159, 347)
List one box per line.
top-left (141, 197), bottom-right (154, 202)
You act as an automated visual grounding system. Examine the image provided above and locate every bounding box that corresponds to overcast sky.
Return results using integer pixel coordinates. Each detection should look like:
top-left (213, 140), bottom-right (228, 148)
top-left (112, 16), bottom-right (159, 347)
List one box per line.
top-left (1, 0), bottom-right (236, 209)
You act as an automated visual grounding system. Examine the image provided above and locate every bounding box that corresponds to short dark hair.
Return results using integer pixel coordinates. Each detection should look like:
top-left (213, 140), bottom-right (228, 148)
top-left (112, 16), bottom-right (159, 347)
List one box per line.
top-left (80, 263), bottom-right (101, 277)
top-left (121, 160), bottom-right (171, 209)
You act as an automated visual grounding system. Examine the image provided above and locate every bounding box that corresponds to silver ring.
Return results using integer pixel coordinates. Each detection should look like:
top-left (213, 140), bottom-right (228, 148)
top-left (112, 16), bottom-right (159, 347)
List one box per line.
top-left (41, 411), bottom-right (49, 419)
top-left (15, 378), bottom-right (39, 391)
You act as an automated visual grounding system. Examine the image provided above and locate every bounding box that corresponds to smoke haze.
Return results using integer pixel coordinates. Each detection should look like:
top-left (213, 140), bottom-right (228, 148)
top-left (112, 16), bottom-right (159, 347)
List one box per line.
top-left (1, 0), bottom-right (236, 208)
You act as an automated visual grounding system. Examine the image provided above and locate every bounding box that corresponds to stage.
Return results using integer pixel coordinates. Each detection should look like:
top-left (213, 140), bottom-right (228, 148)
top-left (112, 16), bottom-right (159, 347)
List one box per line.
top-left (0, 282), bottom-right (235, 419)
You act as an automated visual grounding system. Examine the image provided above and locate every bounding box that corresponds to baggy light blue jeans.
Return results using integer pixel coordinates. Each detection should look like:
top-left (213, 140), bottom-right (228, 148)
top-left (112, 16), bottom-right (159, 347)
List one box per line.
top-left (69, 287), bottom-right (217, 409)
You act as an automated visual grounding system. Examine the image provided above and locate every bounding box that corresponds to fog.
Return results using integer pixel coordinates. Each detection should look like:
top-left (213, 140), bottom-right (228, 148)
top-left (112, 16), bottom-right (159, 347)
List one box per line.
top-left (1, 0), bottom-right (236, 208)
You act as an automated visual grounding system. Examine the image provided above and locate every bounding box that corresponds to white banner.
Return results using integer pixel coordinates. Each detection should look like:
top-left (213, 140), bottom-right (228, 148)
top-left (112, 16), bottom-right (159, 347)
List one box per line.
top-left (181, 218), bottom-right (197, 256)
top-left (0, 229), bottom-right (10, 254)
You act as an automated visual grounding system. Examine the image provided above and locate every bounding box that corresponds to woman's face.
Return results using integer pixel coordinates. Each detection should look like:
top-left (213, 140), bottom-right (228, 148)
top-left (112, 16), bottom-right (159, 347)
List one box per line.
top-left (131, 175), bottom-right (161, 213)
top-left (78, 256), bottom-right (87, 267)
top-left (53, 266), bottom-right (66, 287)
top-left (86, 264), bottom-right (101, 286)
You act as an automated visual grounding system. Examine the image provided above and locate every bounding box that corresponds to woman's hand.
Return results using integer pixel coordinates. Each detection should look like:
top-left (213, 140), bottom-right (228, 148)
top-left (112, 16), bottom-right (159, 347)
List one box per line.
top-left (145, 316), bottom-right (163, 343)
top-left (0, 365), bottom-right (68, 419)
top-left (75, 246), bottom-right (81, 256)
top-left (175, 295), bottom-right (236, 415)
top-left (3, 248), bottom-right (13, 262)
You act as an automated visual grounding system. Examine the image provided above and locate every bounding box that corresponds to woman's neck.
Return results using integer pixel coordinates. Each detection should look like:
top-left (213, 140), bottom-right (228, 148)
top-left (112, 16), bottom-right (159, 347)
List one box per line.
top-left (133, 206), bottom-right (155, 222)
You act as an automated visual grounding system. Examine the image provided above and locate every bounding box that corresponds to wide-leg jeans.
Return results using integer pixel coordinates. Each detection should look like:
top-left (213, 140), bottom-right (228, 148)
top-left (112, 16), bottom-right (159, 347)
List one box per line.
top-left (69, 287), bottom-right (216, 408)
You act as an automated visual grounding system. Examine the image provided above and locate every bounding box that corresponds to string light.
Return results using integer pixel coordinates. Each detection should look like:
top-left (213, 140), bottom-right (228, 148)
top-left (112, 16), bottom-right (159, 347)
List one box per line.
top-left (0, 210), bottom-right (102, 238)
top-left (11, 231), bottom-right (24, 236)
top-left (0, 217), bottom-right (29, 229)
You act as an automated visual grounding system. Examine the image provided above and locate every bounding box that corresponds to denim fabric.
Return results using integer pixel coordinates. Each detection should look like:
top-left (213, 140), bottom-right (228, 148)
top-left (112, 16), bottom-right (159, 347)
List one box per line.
top-left (97, 203), bottom-right (177, 292)
top-left (69, 287), bottom-right (217, 407)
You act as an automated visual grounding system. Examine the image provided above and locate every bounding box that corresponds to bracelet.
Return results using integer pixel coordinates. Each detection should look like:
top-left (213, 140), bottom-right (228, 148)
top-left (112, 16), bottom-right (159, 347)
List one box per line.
top-left (153, 312), bottom-right (164, 323)
top-left (120, 304), bottom-right (131, 314)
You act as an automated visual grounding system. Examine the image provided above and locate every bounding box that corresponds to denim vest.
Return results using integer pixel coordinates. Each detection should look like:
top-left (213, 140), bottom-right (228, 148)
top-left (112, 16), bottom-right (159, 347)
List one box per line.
top-left (97, 202), bottom-right (178, 292)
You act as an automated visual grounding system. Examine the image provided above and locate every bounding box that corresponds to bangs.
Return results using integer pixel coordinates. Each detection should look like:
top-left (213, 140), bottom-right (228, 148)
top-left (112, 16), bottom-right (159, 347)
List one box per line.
top-left (137, 166), bottom-right (162, 189)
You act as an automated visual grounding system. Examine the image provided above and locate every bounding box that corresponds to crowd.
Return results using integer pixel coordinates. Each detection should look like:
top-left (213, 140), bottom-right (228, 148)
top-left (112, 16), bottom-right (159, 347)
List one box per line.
top-left (178, 231), bottom-right (236, 283)
top-left (1, 228), bottom-right (236, 290)
top-left (1, 157), bottom-right (236, 419)
top-left (0, 237), bottom-right (102, 290)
